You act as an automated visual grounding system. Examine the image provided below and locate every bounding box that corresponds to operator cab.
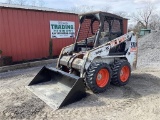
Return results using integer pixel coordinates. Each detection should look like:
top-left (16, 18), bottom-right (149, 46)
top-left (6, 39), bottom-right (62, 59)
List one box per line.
top-left (73, 11), bottom-right (126, 55)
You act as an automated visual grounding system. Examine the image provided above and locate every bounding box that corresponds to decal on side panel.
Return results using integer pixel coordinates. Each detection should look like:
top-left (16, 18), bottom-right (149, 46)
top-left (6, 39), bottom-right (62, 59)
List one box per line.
top-left (130, 42), bottom-right (137, 52)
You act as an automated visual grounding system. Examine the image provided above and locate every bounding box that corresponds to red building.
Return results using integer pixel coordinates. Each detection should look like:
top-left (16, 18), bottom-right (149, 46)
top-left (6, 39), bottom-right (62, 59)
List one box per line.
top-left (0, 3), bottom-right (128, 62)
top-left (0, 3), bottom-right (79, 62)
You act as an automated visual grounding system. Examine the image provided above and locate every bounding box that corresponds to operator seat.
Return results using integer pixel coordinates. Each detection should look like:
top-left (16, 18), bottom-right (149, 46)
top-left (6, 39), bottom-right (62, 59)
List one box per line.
top-left (99, 31), bottom-right (110, 45)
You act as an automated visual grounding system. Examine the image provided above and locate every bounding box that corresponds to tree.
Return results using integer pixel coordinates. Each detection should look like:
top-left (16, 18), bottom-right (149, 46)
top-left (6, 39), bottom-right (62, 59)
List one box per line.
top-left (16, 0), bottom-right (28, 5)
top-left (114, 11), bottom-right (128, 18)
top-left (132, 3), bottom-right (154, 29)
top-left (38, 0), bottom-right (45, 7)
top-left (71, 5), bottom-right (94, 14)
top-left (4, 0), bottom-right (45, 7)
top-left (149, 14), bottom-right (160, 30)
top-left (71, 4), bottom-right (112, 14)
top-left (133, 21), bottom-right (146, 33)
top-left (30, 0), bottom-right (45, 7)
top-left (128, 24), bottom-right (134, 32)
top-left (5, 0), bottom-right (13, 4)
top-left (30, 0), bottom-right (37, 6)
top-left (102, 5), bottom-right (111, 12)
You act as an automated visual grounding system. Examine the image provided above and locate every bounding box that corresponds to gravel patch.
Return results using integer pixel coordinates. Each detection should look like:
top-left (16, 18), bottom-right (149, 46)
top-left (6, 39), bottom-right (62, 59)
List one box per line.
top-left (3, 98), bottom-right (45, 120)
top-left (1, 67), bottom-right (160, 120)
top-left (1, 33), bottom-right (160, 119)
top-left (137, 31), bottom-right (160, 68)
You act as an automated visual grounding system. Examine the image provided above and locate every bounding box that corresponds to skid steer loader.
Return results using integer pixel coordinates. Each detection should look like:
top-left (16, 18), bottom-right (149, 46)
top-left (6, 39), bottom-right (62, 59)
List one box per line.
top-left (27, 11), bottom-right (138, 110)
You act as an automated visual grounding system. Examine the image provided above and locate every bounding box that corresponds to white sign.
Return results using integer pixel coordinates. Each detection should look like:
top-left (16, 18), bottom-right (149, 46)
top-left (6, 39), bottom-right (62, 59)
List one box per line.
top-left (50, 21), bottom-right (75, 38)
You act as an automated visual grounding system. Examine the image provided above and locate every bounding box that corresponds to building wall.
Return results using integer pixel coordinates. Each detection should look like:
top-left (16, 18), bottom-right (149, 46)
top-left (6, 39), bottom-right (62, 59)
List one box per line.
top-left (0, 8), bottom-right (79, 62)
top-left (0, 8), bottom-right (128, 62)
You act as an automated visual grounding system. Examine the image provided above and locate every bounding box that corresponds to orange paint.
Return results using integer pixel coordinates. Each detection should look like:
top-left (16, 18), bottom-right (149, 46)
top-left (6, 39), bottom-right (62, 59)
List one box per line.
top-left (96, 69), bottom-right (110, 88)
top-left (120, 66), bottom-right (130, 82)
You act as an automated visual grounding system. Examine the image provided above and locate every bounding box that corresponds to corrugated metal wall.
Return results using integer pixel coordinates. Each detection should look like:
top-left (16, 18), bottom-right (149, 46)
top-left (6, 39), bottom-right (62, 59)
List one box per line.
top-left (0, 8), bottom-right (128, 62)
top-left (0, 8), bottom-right (79, 62)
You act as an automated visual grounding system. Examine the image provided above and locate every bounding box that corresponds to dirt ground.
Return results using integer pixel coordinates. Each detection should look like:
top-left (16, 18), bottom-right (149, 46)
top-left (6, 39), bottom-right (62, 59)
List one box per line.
top-left (0, 65), bottom-right (160, 120)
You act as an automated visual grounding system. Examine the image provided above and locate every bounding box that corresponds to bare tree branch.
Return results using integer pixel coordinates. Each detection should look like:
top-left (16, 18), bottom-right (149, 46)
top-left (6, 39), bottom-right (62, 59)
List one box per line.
top-left (30, 0), bottom-right (37, 6)
top-left (114, 11), bottom-right (128, 18)
top-left (4, 0), bottom-right (46, 7)
top-left (15, 0), bottom-right (28, 5)
top-left (38, 0), bottom-right (45, 7)
top-left (5, 0), bottom-right (12, 4)
top-left (71, 5), bottom-right (94, 14)
top-left (132, 2), bottom-right (155, 29)
top-left (149, 14), bottom-right (160, 30)
top-left (102, 5), bottom-right (111, 12)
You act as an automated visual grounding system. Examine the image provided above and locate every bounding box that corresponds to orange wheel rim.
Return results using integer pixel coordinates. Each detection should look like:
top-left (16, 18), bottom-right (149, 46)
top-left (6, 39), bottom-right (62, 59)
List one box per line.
top-left (120, 66), bottom-right (130, 82)
top-left (96, 69), bottom-right (109, 88)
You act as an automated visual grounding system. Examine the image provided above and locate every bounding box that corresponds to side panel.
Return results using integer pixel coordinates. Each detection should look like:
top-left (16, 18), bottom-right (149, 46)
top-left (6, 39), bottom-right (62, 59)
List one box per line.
top-left (126, 34), bottom-right (138, 70)
top-left (80, 32), bottom-right (135, 77)
top-left (123, 19), bottom-right (128, 34)
top-left (83, 33), bottom-right (131, 69)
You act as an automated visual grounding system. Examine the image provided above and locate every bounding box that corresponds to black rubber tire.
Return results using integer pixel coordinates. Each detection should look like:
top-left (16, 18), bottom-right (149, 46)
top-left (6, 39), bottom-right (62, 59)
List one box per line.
top-left (86, 62), bottom-right (112, 93)
top-left (111, 60), bottom-right (131, 86)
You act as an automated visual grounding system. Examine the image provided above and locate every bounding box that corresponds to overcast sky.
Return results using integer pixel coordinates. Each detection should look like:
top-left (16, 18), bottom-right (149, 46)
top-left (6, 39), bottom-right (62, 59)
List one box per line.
top-left (0, 0), bottom-right (160, 25)
top-left (44, 0), bottom-right (160, 12)
top-left (44, 0), bottom-right (160, 25)
top-left (0, 0), bottom-right (159, 13)
top-left (0, 0), bottom-right (160, 12)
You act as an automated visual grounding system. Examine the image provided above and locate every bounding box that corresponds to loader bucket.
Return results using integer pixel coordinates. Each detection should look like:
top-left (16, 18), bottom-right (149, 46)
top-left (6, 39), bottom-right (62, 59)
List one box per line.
top-left (26, 66), bottom-right (86, 110)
